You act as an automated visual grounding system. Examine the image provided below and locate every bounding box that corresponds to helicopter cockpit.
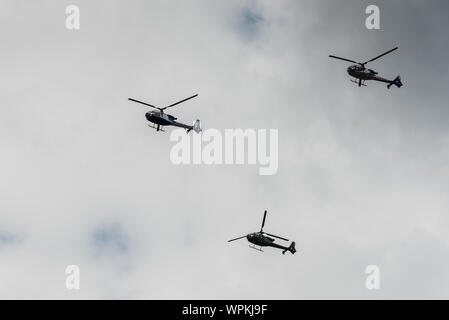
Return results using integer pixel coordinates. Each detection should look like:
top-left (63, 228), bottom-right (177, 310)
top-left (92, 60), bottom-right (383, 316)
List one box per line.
top-left (146, 110), bottom-right (158, 115)
top-left (247, 233), bottom-right (259, 240)
top-left (347, 65), bottom-right (364, 72)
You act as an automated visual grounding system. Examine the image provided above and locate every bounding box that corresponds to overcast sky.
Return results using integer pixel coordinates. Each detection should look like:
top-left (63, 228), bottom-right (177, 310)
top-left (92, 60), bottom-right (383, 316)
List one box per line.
top-left (1, 0), bottom-right (449, 299)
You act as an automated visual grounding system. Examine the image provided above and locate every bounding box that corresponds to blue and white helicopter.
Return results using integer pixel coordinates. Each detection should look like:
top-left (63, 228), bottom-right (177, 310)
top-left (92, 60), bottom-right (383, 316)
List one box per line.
top-left (329, 47), bottom-right (403, 89)
top-left (128, 94), bottom-right (201, 133)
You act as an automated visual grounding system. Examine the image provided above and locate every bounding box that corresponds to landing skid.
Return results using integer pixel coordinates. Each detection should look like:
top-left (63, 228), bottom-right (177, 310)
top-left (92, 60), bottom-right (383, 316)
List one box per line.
top-left (249, 244), bottom-right (264, 252)
top-left (350, 78), bottom-right (367, 87)
top-left (148, 124), bottom-right (166, 132)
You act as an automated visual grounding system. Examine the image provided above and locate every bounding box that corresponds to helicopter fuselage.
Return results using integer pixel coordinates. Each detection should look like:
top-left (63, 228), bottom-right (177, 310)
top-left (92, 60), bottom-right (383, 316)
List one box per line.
top-left (347, 65), bottom-right (391, 83)
top-left (246, 232), bottom-right (289, 251)
top-left (145, 111), bottom-right (176, 126)
top-left (145, 110), bottom-right (198, 132)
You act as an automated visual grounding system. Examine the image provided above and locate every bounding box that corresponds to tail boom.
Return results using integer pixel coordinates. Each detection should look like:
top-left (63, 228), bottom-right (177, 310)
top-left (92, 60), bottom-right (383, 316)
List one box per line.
top-left (174, 119), bottom-right (202, 133)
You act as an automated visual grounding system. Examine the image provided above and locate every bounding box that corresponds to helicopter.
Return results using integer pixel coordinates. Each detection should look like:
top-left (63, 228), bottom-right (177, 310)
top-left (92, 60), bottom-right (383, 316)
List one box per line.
top-left (128, 94), bottom-right (201, 133)
top-left (329, 46), bottom-right (403, 89)
top-left (228, 210), bottom-right (296, 255)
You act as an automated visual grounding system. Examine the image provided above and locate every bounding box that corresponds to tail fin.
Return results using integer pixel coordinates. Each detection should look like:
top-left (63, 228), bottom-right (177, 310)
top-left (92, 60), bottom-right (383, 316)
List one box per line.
top-left (387, 76), bottom-right (402, 89)
top-left (193, 119), bottom-right (201, 133)
top-left (282, 241), bottom-right (296, 255)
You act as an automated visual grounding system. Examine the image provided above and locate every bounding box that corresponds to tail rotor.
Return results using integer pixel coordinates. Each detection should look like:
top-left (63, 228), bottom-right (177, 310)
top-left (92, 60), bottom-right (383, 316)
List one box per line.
top-left (387, 75), bottom-right (402, 89)
top-left (193, 119), bottom-right (202, 133)
top-left (282, 242), bottom-right (296, 255)
top-left (186, 119), bottom-right (202, 134)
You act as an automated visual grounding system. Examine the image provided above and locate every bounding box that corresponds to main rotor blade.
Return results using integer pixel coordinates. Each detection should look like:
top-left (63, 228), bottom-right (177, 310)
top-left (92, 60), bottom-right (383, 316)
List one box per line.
top-left (362, 47), bottom-right (398, 65)
top-left (264, 232), bottom-right (289, 242)
top-left (329, 55), bottom-right (358, 64)
top-left (260, 210), bottom-right (267, 232)
top-left (162, 94), bottom-right (198, 110)
top-left (128, 98), bottom-right (160, 110)
top-left (228, 235), bottom-right (247, 242)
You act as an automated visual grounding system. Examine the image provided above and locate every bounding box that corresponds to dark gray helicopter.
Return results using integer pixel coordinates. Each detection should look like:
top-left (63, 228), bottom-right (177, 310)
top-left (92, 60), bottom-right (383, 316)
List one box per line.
top-left (329, 47), bottom-right (403, 88)
top-left (228, 210), bottom-right (296, 255)
top-left (128, 94), bottom-right (201, 133)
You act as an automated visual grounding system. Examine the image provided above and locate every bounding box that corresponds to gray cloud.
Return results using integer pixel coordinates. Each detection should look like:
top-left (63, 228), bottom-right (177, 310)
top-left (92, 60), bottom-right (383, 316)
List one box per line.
top-left (91, 223), bottom-right (130, 257)
top-left (0, 232), bottom-right (22, 248)
top-left (234, 5), bottom-right (264, 42)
